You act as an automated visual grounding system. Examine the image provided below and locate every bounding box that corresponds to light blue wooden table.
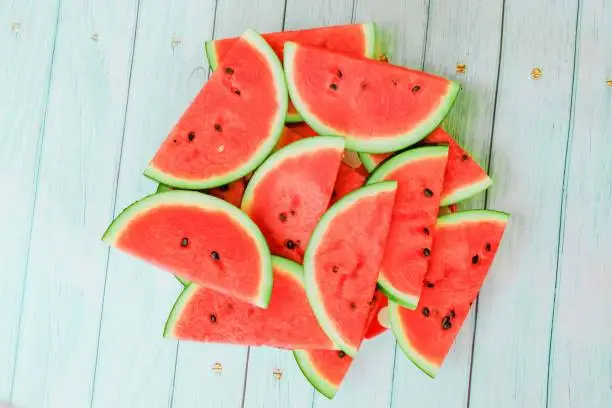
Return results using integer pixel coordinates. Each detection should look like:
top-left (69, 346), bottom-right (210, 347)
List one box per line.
top-left (2, 0), bottom-right (611, 407)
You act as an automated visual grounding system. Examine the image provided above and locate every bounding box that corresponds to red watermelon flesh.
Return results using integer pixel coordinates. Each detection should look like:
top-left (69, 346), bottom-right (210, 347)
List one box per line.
top-left (145, 30), bottom-right (287, 190)
top-left (284, 43), bottom-right (460, 153)
top-left (274, 126), bottom-right (312, 151)
top-left (165, 256), bottom-right (335, 349)
top-left (287, 122), bottom-right (319, 138)
top-left (331, 162), bottom-right (367, 204)
top-left (304, 182), bottom-right (397, 356)
top-left (242, 137), bottom-right (345, 262)
top-left (389, 210), bottom-right (509, 377)
top-left (367, 146), bottom-right (449, 310)
top-left (360, 128), bottom-right (492, 205)
top-left (364, 289), bottom-right (389, 339)
top-left (103, 191), bottom-right (273, 307)
top-left (156, 179), bottom-right (246, 208)
top-left (205, 23), bottom-right (378, 123)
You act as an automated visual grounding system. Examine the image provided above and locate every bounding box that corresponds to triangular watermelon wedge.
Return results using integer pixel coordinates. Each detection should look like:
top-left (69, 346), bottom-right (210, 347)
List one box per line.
top-left (367, 146), bottom-right (449, 309)
top-left (242, 136), bottom-right (345, 263)
top-left (389, 210), bottom-right (509, 377)
top-left (157, 178), bottom-right (246, 208)
top-left (359, 127), bottom-right (492, 205)
top-left (205, 23), bottom-right (380, 123)
top-left (284, 42), bottom-right (460, 153)
top-left (102, 191), bottom-right (272, 307)
top-left (165, 256), bottom-right (336, 349)
top-left (145, 29), bottom-right (287, 189)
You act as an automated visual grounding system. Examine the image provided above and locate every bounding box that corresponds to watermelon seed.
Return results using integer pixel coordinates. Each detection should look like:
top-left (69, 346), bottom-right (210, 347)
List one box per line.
top-left (336, 69), bottom-right (343, 78)
top-left (218, 184), bottom-right (229, 192)
top-left (214, 123), bottom-right (222, 132)
top-left (360, 81), bottom-right (368, 89)
top-left (188, 131), bottom-right (195, 142)
top-left (423, 227), bottom-right (430, 235)
top-left (391, 79), bottom-right (398, 86)
top-left (209, 314), bottom-right (217, 323)
top-left (332, 265), bottom-right (339, 273)
top-left (423, 248), bottom-right (431, 257)
top-left (425, 281), bottom-right (435, 288)
top-left (290, 209), bottom-right (296, 216)
top-left (330, 83), bottom-right (338, 91)
top-left (350, 302), bottom-right (357, 310)
top-left (461, 154), bottom-right (469, 161)
top-left (285, 240), bottom-right (296, 250)
top-left (422, 307), bottom-right (430, 317)
top-left (181, 237), bottom-right (189, 247)
top-left (173, 139), bottom-right (177, 143)
top-left (412, 85), bottom-right (421, 92)
top-left (232, 87), bottom-right (241, 96)
top-left (338, 351), bottom-right (346, 358)
top-left (211, 251), bottom-right (220, 261)
top-left (471, 255), bottom-right (479, 264)
top-left (441, 316), bottom-right (452, 330)
top-left (423, 188), bottom-right (434, 197)
top-left (224, 66), bottom-right (234, 74)
top-left (485, 243), bottom-right (492, 252)
top-left (278, 212), bottom-right (288, 222)
top-left (450, 310), bottom-right (456, 319)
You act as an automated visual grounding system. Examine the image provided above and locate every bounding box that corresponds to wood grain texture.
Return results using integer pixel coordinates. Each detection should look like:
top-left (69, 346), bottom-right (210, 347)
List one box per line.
top-left (548, 1), bottom-right (612, 407)
top-left (0, 0), bottom-right (60, 400)
top-left (89, 1), bottom-right (217, 407)
top-left (468, 0), bottom-right (579, 407)
top-left (390, 2), bottom-right (504, 407)
top-left (8, 0), bottom-right (139, 406)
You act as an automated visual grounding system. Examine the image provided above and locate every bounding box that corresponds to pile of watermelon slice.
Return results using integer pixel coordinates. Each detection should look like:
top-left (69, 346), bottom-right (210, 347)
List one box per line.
top-left (103, 23), bottom-right (510, 399)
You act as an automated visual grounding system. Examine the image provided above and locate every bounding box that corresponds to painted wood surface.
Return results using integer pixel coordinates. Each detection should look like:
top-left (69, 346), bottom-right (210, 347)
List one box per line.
top-left (1, 0), bottom-right (611, 407)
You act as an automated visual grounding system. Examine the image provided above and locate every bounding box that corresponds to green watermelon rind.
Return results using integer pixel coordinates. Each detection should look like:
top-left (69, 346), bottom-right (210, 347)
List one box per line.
top-left (241, 136), bottom-right (346, 210)
top-left (366, 145), bottom-right (450, 309)
top-left (358, 152), bottom-right (384, 173)
top-left (145, 29), bottom-right (288, 190)
top-left (284, 42), bottom-right (461, 153)
top-left (303, 181), bottom-right (398, 357)
top-left (102, 190), bottom-right (273, 308)
top-left (204, 39), bottom-right (219, 70)
top-left (389, 209), bottom-right (510, 378)
top-left (440, 175), bottom-right (493, 206)
top-left (293, 350), bottom-right (338, 400)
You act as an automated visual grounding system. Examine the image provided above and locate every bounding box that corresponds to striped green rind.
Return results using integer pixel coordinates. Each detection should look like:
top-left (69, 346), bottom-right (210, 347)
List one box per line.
top-left (102, 190), bottom-right (273, 308)
top-left (241, 136), bottom-right (345, 211)
top-left (285, 41), bottom-right (461, 153)
top-left (437, 209), bottom-right (510, 226)
top-left (440, 176), bottom-right (494, 206)
top-left (156, 183), bottom-right (172, 193)
top-left (388, 300), bottom-right (440, 378)
top-left (377, 280), bottom-right (418, 310)
top-left (303, 181), bottom-right (398, 357)
top-left (163, 282), bottom-right (199, 338)
top-left (204, 39), bottom-right (219, 70)
top-left (145, 29), bottom-right (288, 190)
top-left (293, 350), bottom-right (338, 399)
top-left (358, 152), bottom-right (385, 172)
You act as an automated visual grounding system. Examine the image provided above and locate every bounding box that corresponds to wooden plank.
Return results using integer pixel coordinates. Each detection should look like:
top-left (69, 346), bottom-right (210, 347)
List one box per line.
top-left (468, 0), bottom-right (579, 406)
top-left (548, 2), bottom-right (612, 407)
top-left (8, 0), bottom-right (140, 406)
top-left (0, 0), bottom-right (60, 400)
top-left (89, 1), bottom-right (217, 408)
top-left (390, 1), bottom-right (503, 406)
top-left (241, 2), bottom-right (354, 406)
top-left (309, 1), bottom-right (429, 406)
top-left (169, 2), bottom-right (286, 407)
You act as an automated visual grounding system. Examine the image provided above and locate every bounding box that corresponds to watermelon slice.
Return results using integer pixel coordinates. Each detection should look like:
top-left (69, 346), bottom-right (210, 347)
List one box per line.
top-left (242, 136), bottom-right (345, 263)
top-left (364, 289), bottom-right (390, 339)
top-left (165, 256), bottom-right (336, 349)
top-left (331, 162), bottom-right (367, 204)
top-left (367, 146), bottom-right (449, 309)
top-left (103, 190), bottom-right (272, 307)
top-left (274, 126), bottom-right (312, 151)
top-left (284, 42), bottom-right (460, 153)
top-left (389, 210), bottom-right (509, 377)
top-left (360, 128), bottom-right (492, 205)
top-left (157, 179), bottom-right (246, 208)
top-left (205, 23), bottom-right (379, 123)
top-left (304, 182), bottom-right (397, 356)
top-left (287, 122), bottom-right (318, 138)
top-left (145, 29), bottom-right (287, 189)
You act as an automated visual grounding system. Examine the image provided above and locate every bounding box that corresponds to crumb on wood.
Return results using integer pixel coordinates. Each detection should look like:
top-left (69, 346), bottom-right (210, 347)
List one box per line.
top-left (531, 67), bottom-right (543, 80)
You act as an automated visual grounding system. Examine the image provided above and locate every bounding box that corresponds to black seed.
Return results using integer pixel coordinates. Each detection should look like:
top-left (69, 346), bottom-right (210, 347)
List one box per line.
top-left (485, 243), bottom-right (492, 252)
top-left (391, 79), bottom-right (398, 86)
top-left (423, 248), bottom-right (431, 257)
top-left (330, 83), bottom-right (338, 91)
top-left (285, 240), bottom-right (296, 250)
top-left (472, 255), bottom-right (479, 264)
top-left (350, 302), bottom-right (357, 310)
top-left (181, 237), bottom-right (189, 247)
top-left (332, 265), bottom-right (339, 273)
top-left (173, 139), bottom-right (177, 143)
top-left (424, 188), bottom-right (434, 197)
top-left (188, 131), bottom-right (195, 142)
top-left (461, 154), bottom-right (469, 161)
top-left (290, 209), bottom-right (296, 216)
top-left (338, 351), bottom-right (346, 358)
top-left (425, 281), bottom-right (435, 288)
top-left (214, 123), bottom-right (222, 132)
top-left (211, 251), bottom-right (220, 261)
top-left (422, 307), bottom-right (430, 317)
top-left (331, 190), bottom-right (337, 198)
top-left (412, 85), bottom-right (421, 92)
top-left (450, 310), bottom-right (456, 319)
top-left (360, 81), bottom-right (368, 89)
top-left (218, 184), bottom-right (229, 192)
top-left (336, 69), bottom-right (343, 78)
top-left (423, 227), bottom-right (430, 236)
top-left (441, 316), bottom-right (452, 330)
top-left (210, 314), bottom-right (217, 323)
top-left (232, 88), bottom-right (241, 96)
top-left (224, 66), bottom-right (234, 74)
top-left (279, 212), bottom-right (288, 223)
